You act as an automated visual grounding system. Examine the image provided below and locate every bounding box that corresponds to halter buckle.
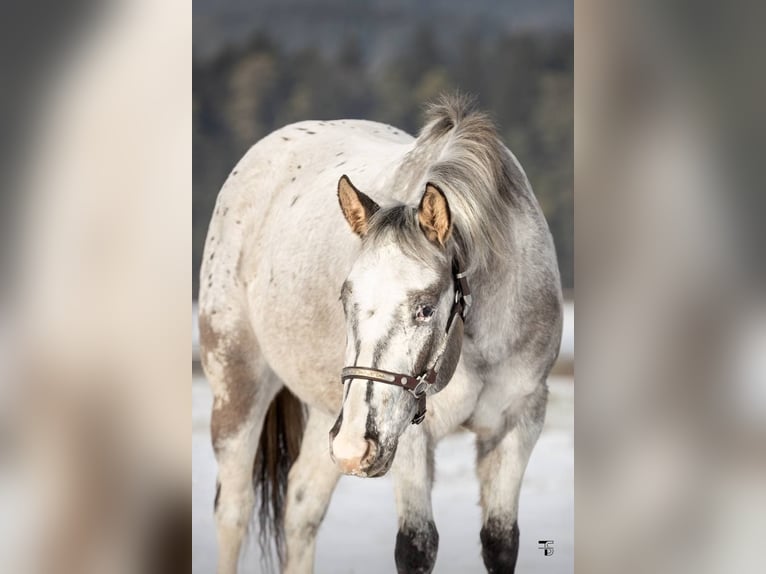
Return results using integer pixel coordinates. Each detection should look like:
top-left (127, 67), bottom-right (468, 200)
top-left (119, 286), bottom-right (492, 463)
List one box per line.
top-left (410, 375), bottom-right (429, 398)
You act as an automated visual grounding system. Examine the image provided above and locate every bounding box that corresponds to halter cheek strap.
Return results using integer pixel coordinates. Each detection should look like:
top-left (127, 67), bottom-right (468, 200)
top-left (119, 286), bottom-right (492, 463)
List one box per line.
top-left (340, 259), bottom-right (472, 425)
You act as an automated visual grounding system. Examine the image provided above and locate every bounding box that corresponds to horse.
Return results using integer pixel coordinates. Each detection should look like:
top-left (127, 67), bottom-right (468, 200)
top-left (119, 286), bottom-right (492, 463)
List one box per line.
top-left (198, 94), bottom-right (563, 574)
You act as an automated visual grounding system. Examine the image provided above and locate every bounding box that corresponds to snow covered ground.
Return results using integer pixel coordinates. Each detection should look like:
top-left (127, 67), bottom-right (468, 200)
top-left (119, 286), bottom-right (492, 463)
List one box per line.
top-left (192, 376), bottom-right (573, 573)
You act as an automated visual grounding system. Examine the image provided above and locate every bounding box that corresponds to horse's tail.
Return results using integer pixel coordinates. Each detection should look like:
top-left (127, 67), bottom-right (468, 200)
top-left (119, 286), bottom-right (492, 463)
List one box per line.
top-left (253, 387), bottom-right (306, 567)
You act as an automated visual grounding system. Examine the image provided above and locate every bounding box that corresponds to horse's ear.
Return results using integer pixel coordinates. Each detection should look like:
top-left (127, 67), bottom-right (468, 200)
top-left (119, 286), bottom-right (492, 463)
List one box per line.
top-left (418, 183), bottom-right (452, 246)
top-left (337, 175), bottom-right (379, 237)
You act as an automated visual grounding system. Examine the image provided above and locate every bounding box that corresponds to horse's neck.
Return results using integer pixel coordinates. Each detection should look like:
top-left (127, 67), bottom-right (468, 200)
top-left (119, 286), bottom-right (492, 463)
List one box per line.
top-left (458, 236), bottom-right (521, 360)
top-left (388, 137), bottom-right (451, 202)
top-left (464, 263), bottom-right (505, 321)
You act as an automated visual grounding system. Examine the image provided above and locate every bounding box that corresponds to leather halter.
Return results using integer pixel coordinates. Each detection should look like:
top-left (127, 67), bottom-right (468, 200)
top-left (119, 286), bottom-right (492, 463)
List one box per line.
top-left (340, 260), bottom-right (472, 425)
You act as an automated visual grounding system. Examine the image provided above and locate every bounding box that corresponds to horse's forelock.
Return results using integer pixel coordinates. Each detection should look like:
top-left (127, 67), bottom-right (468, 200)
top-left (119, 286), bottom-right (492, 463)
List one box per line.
top-left (365, 205), bottom-right (449, 272)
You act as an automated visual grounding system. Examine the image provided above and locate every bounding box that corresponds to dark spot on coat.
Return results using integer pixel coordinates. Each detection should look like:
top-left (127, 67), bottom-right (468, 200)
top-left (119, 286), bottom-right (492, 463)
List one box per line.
top-left (214, 481), bottom-right (221, 511)
top-left (302, 521), bottom-right (320, 539)
top-left (336, 151), bottom-right (344, 156)
top-left (413, 329), bottom-right (438, 381)
top-left (209, 252), bottom-right (215, 260)
top-left (282, 136), bottom-right (290, 141)
top-left (295, 488), bottom-right (304, 503)
top-left (235, 220), bottom-right (241, 224)
top-left (290, 196), bottom-right (299, 207)
top-left (306, 131), bottom-right (316, 135)
top-left (329, 410), bottom-right (343, 441)
top-left (297, 165), bottom-right (301, 169)
top-left (232, 170), bottom-right (238, 176)
top-left (199, 314), bottom-right (260, 446)
top-left (371, 325), bottom-right (394, 367)
top-left (335, 161), bottom-right (346, 167)
top-left (291, 176), bottom-right (296, 182)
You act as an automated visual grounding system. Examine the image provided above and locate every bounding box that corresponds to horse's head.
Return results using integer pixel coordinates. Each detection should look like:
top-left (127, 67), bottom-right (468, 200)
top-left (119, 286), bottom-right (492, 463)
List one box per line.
top-left (329, 175), bottom-right (465, 477)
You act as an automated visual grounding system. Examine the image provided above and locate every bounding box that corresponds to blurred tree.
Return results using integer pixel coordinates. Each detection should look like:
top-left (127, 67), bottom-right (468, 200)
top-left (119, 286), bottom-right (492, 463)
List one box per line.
top-left (455, 31), bottom-right (486, 97)
top-left (399, 24), bottom-right (442, 86)
top-left (338, 34), bottom-right (363, 70)
top-left (225, 52), bottom-right (278, 146)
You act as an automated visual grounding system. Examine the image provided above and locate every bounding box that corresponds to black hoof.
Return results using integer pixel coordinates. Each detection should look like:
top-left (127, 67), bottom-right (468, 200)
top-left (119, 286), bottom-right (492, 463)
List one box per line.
top-left (480, 518), bottom-right (519, 573)
top-left (395, 520), bottom-right (439, 574)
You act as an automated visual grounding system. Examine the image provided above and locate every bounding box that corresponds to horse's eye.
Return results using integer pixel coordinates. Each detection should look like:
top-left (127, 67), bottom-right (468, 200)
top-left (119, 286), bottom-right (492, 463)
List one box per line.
top-left (416, 305), bottom-right (435, 322)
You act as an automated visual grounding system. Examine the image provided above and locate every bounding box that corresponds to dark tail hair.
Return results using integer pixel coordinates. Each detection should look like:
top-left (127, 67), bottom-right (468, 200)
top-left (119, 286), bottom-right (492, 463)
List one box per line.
top-left (253, 387), bottom-right (306, 568)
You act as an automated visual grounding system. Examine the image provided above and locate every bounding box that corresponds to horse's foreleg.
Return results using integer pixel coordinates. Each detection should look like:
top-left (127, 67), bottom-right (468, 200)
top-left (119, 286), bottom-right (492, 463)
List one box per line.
top-left (475, 388), bottom-right (546, 574)
top-left (391, 427), bottom-right (438, 574)
top-left (283, 408), bottom-right (341, 574)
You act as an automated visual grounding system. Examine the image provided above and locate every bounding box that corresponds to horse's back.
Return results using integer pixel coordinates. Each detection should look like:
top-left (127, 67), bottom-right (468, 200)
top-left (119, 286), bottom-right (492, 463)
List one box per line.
top-left (201, 119), bottom-right (412, 304)
top-left (212, 119), bottom-right (412, 234)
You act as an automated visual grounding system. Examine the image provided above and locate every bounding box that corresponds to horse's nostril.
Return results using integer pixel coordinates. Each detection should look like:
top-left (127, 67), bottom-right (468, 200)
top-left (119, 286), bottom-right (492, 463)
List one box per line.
top-left (331, 432), bottom-right (374, 475)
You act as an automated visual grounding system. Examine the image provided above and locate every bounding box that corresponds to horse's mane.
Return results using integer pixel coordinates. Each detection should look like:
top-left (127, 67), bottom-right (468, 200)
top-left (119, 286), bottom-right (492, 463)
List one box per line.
top-left (370, 93), bottom-right (528, 275)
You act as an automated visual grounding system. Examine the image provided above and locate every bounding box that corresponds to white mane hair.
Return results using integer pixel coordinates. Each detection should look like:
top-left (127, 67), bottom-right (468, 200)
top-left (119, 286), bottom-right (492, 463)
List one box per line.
top-left (386, 93), bottom-right (531, 275)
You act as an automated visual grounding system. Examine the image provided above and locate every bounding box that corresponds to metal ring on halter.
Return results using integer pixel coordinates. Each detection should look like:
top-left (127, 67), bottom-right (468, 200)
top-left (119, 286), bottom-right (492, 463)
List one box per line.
top-left (410, 378), bottom-right (429, 398)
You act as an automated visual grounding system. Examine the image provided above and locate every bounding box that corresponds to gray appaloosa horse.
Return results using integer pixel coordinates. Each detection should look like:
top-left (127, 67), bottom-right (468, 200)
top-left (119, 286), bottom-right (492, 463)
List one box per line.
top-left (199, 94), bottom-right (562, 574)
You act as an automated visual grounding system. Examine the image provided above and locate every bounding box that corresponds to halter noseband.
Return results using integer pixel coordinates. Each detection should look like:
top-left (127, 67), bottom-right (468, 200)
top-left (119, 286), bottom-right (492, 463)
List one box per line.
top-left (340, 260), bottom-right (472, 425)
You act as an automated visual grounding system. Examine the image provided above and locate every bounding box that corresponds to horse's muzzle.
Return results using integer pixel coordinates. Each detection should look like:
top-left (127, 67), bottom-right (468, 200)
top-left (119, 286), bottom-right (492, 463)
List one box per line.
top-left (328, 424), bottom-right (396, 477)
